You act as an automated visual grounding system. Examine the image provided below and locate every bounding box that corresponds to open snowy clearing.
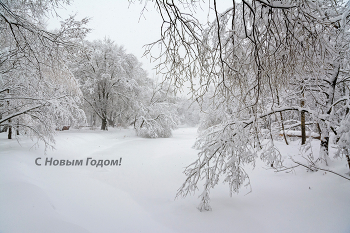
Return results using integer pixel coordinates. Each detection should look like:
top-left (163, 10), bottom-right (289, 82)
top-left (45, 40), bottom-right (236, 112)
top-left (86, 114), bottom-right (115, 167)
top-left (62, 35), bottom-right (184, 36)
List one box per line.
top-left (0, 127), bottom-right (349, 233)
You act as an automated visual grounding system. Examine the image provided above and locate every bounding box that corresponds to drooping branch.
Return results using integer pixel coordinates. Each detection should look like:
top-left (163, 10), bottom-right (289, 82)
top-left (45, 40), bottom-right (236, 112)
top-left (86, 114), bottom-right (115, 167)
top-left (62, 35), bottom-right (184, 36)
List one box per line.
top-left (290, 159), bottom-right (350, 181)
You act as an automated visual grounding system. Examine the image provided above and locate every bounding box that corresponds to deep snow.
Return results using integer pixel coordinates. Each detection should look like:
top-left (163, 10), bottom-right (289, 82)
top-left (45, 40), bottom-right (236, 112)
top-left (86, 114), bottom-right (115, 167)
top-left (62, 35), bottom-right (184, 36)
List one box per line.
top-left (0, 128), bottom-right (349, 233)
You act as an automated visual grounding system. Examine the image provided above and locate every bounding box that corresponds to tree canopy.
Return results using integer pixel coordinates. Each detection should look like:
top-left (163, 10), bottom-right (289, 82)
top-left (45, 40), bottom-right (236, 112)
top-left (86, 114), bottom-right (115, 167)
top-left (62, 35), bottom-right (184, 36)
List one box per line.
top-left (139, 0), bottom-right (350, 210)
top-left (0, 0), bottom-right (90, 148)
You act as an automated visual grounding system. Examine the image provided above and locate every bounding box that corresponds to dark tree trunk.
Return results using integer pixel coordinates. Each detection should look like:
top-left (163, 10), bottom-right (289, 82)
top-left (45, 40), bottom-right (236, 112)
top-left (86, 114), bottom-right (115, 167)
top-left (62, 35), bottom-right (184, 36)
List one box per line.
top-left (301, 110), bottom-right (306, 145)
top-left (16, 119), bottom-right (19, 135)
top-left (301, 92), bottom-right (306, 145)
top-left (8, 122), bottom-right (12, 139)
top-left (101, 117), bottom-right (108, 130)
top-left (320, 135), bottom-right (329, 165)
top-left (320, 137), bottom-right (329, 152)
top-left (346, 154), bottom-right (350, 171)
top-left (6, 89), bottom-right (12, 139)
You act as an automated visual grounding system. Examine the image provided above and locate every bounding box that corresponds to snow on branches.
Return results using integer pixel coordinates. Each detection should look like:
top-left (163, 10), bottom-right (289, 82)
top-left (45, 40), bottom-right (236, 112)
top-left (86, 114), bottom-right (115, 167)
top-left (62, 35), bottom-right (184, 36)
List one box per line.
top-left (0, 0), bottom-right (89, 149)
top-left (71, 39), bottom-right (180, 136)
top-left (141, 0), bottom-right (350, 210)
top-left (134, 84), bottom-right (179, 138)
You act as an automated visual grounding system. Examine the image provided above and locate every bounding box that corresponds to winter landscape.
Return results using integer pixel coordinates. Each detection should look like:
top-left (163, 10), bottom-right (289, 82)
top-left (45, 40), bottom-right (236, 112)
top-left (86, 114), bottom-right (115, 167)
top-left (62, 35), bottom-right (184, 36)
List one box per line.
top-left (0, 127), bottom-right (349, 233)
top-left (1, 1), bottom-right (350, 233)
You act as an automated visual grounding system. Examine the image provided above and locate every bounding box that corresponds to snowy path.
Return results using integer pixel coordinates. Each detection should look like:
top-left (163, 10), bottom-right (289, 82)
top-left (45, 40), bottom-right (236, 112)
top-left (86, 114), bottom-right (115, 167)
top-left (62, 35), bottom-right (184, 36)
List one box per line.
top-left (0, 128), bottom-right (349, 233)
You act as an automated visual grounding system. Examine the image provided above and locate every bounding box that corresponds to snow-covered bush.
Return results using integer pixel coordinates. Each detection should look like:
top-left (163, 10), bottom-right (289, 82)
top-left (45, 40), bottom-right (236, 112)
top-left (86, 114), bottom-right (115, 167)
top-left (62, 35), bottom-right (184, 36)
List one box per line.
top-left (134, 84), bottom-right (179, 138)
top-left (135, 111), bottom-right (177, 138)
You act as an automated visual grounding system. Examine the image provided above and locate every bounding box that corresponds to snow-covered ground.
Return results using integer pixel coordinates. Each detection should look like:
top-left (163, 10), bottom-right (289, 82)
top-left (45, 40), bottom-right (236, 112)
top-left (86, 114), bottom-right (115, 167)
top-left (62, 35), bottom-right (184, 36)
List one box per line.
top-left (0, 128), bottom-right (349, 233)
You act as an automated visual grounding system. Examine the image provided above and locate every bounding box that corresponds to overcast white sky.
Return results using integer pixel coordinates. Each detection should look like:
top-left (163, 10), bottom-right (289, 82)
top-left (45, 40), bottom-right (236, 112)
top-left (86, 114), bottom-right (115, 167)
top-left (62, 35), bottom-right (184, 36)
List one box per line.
top-left (47, 0), bottom-right (233, 88)
top-left (47, 0), bottom-right (163, 77)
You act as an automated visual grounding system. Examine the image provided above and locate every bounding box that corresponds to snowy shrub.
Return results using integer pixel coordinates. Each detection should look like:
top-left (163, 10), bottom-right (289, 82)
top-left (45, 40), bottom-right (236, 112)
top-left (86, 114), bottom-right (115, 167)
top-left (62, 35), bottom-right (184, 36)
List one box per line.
top-left (134, 100), bottom-right (179, 138)
top-left (135, 114), bottom-right (177, 138)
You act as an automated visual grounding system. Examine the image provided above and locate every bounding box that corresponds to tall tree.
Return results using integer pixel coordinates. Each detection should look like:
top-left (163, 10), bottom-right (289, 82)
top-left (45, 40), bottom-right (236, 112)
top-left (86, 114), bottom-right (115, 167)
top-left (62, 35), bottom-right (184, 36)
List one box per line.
top-left (139, 0), bottom-right (350, 210)
top-left (72, 39), bottom-right (148, 130)
top-left (73, 38), bottom-right (180, 136)
top-left (0, 0), bottom-right (89, 148)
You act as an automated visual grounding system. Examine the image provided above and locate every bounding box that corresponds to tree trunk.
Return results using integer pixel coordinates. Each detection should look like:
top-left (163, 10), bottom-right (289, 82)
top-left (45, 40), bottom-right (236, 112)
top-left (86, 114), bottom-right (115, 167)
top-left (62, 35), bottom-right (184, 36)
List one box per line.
top-left (301, 92), bottom-right (306, 145)
top-left (301, 110), bottom-right (306, 145)
top-left (7, 89), bottom-right (12, 139)
top-left (8, 120), bottom-right (12, 139)
top-left (280, 112), bottom-right (289, 145)
top-left (346, 153), bottom-right (350, 171)
top-left (91, 112), bottom-right (96, 129)
top-left (16, 119), bottom-right (19, 135)
top-left (276, 88), bottom-right (288, 145)
top-left (320, 65), bottom-right (339, 165)
top-left (320, 130), bottom-right (329, 165)
top-left (101, 117), bottom-right (108, 130)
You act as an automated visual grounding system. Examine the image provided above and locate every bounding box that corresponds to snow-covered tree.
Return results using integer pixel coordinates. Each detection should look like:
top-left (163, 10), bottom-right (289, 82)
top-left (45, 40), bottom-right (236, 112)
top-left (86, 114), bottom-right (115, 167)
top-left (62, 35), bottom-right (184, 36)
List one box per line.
top-left (139, 0), bottom-right (350, 210)
top-left (0, 0), bottom-right (89, 148)
top-left (71, 39), bottom-right (149, 130)
top-left (134, 82), bottom-right (179, 138)
top-left (72, 38), bottom-right (180, 136)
